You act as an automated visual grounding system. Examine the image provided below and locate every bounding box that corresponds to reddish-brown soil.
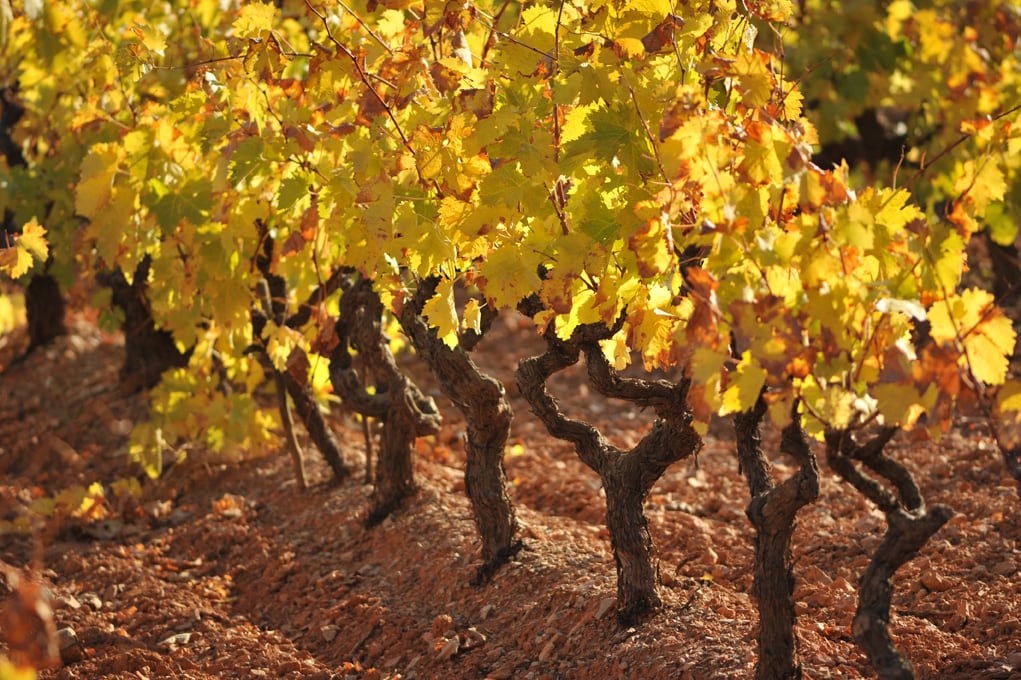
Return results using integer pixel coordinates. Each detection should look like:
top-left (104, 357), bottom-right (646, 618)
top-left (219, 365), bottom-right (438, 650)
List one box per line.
top-left (1, 311), bottom-right (1020, 679)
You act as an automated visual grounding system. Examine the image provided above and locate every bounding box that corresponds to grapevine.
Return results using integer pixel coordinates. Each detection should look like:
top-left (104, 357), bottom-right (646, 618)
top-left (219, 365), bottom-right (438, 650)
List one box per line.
top-left (2, 0), bottom-right (1020, 678)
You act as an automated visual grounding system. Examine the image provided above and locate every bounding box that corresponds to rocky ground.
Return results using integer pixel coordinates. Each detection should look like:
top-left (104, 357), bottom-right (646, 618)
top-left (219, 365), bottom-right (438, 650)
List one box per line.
top-left (1, 310), bottom-right (1020, 679)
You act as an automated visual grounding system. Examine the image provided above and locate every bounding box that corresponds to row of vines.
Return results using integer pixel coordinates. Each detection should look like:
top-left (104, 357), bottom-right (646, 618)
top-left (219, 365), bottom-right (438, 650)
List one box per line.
top-left (2, 0), bottom-right (1021, 678)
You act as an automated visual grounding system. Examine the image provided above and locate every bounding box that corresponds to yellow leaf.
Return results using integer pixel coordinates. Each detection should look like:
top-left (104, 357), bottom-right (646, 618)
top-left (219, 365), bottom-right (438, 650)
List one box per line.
top-left (995, 380), bottom-right (1021, 415)
top-left (17, 220), bottom-right (47, 261)
top-left (873, 383), bottom-right (928, 428)
top-left (133, 22), bottom-right (167, 56)
top-left (801, 380), bottom-right (857, 429)
top-left (0, 657), bottom-right (37, 680)
top-left (376, 9), bottom-right (406, 39)
top-left (964, 319), bottom-right (1015, 385)
top-left (422, 278), bottom-right (459, 349)
top-left (929, 288), bottom-right (1015, 385)
top-left (233, 1), bottom-right (277, 40)
top-left (732, 51), bottom-right (773, 108)
top-left (721, 350), bottom-right (767, 415)
top-left (76, 144), bottom-right (121, 218)
top-left (462, 298), bottom-right (482, 336)
top-left (612, 37), bottom-right (645, 59)
top-left (872, 188), bottom-right (922, 237)
top-left (0, 244), bottom-right (33, 278)
top-left (264, 322), bottom-right (302, 372)
top-left (480, 245), bottom-right (543, 310)
top-left (884, 0), bottom-right (914, 38)
top-left (628, 216), bottom-right (672, 278)
top-left (954, 159), bottom-right (1006, 214)
top-left (994, 380), bottom-right (1021, 448)
top-left (780, 82), bottom-right (803, 119)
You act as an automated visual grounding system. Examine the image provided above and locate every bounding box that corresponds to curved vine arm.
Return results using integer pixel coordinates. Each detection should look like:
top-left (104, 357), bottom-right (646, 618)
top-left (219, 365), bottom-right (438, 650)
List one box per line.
top-left (515, 327), bottom-right (612, 474)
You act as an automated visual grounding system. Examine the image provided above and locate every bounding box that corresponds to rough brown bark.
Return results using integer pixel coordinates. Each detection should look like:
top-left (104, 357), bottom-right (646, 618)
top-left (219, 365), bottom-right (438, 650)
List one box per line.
top-left (825, 429), bottom-right (953, 680)
top-left (734, 399), bottom-right (819, 680)
top-left (99, 258), bottom-right (188, 391)
top-left (329, 275), bottom-right (440, 526)
top-left (985, 231), bottom-right (1021, 305)
top-left (400, 278), bottom-right (519, 583)
top-left (25, 273), bottom-right (67, 352)
top-left (516, 324), bottom-right (701, 623)
top-left (853, 506), bottom-right (953, 680)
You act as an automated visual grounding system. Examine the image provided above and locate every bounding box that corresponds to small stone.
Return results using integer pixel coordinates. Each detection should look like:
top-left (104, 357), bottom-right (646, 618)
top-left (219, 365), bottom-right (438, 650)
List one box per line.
top-left (81, 593), bottom-right (102, 611)
top-left (437, 637), bottom-right (460, 661)
top-left (948, 600), bottom-right (971, 631)
top-left (57, 627), bottom-right (82, 664)
top-left (831, 577), bottom-right (855, 593)
top-left (991, 561), bottom-right (1016, 577)
top-left (463, 627), bottom-right (486, 648)
top-left (595, 597), bottom-right (616, 620)
top-left (158, 632), bottom-right (192, 648)
top-left (920, 572), bottom-right (952, 592)
top-left (321, 625), bottom-right (339, 642)
top-left (480, 603), bottom-right (495, 620)
top-left (1006, 652), bottom-right (1021, 669)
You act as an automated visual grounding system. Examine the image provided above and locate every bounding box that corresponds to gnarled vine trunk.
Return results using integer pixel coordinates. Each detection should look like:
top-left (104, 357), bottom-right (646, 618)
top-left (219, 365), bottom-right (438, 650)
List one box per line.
top-left (400, 278), bottom-right (519, 582)
top-left (825, 429), bottom-right (953, 680)
top-left (734, 398), bottom-right (819, 680)
top-left (600, 436), bottom-right (675, 617)
top-left (516, 323), bottom-right (701, 623)
top-left (25, 272), bottom-right (67, 352)
top-left (329, 275), bottom-right (440, 526)
top-left (99, 257), bottom-right (188, 391)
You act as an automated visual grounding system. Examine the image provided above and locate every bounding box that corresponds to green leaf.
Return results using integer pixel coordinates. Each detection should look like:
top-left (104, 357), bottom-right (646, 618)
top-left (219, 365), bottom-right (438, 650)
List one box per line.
top-left (149, 178), bottom-right (213, 232)
top-left (229, 137), bottom-right (266, 185)
top-left (277, 175), bottom-right (309, 211)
